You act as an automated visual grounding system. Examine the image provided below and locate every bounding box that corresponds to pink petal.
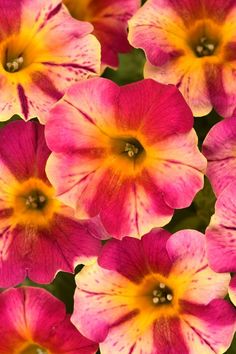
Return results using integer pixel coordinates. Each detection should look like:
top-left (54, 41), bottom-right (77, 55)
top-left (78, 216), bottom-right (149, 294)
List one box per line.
top-left (0, 121), bottom-right (49, 181)
top-left (0, 213), bottom-right (101, 287)
top-left (64, 0), bottom-right (140, 68)
top-left (167, 230), bottom-right (230, 304)
top-left (206, 181), bottom-right (236, 272)
top-left (146, 130), bottom-right (206, 209)
top-left (181, 299), bottom-right (236, 354)
top-left (98, 229), bottom-right (172, 282)
top-left (144, 59), bottom-right (212, 117)
top-left (0, 287), bottom-right (97, 353)
top-left (203, 116), bottom-right (236, 196)
top-left (229, 274), bottom-right (236, 306)
top-left (116, 79), bottom-right (193, 140)
top-left (72, 264), bottom-right (135, 342)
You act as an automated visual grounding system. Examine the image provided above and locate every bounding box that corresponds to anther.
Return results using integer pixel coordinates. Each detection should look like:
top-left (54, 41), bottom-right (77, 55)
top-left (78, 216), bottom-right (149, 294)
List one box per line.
top-left (152, 282), bottom-right (173, 305)
top-left (25, 191), bottom-right (47, 210)
top-left (195, 37), bottom-right (215, 57)
top-left (36, 349), bottom-right (47, 354)
top-left (5, 56), bottom-right (24, 73)
top-left (39, 195), bottom-right (46, 203)
top-left (152, 297), bottom-right (159, 304)
top-left (153, 290), bottom-right (159, 296)
top-left (124, 143), bottom-right (139, 158)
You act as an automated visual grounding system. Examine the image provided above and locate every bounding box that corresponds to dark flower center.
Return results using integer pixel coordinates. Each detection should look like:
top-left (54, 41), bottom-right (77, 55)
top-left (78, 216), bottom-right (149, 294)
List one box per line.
top-left (194, 36), bottom-right (216, 57)
top-left (187, 20), bottom-right (221, 58)
top-left (24, 189), bottom-right (48, 211)
top-left (124, 138), bottom-right (143, 158)
top-left (5, 55), bottom-right (24, 72)
top-left (20, 344), bottom-right (48, 354)
top-left (151, 282), bottom-right (173, 305)
top-left (111, 136), bottom-right (145, 161)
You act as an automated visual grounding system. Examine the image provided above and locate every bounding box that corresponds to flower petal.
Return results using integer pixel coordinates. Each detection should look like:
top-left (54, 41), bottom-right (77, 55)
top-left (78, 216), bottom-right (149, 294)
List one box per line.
top-left (0, 212), bottom-right (101, 287)
top-left (45, 78), bottom-right (119, 151)
top-left (206, 181), bottom-right (236, 272)
top-left (144, 59), bottom-right (212, 117)
top-left (167, 230), bottom-right (230, 304)
top-left (98, 229), bottom-right (172, 282)
top-left (181, 299), bottom-right (236, 354)
top-left (146, 130), bottom-right (206, 209)
top-left (203, 116), bottom-right (236, 196)
top-left (72, 264), bottom-right (135, 342)
top-left (47, 154), bottom-right (174, 238)
top-left (0, 287), bottom-right (98, 353)
top-left (128, 0), bottom-right (186, 66)
top-left (229, 274), bottom-right (236, 306)
top-left (116, 79), bottom-right (193, 140)
top-left (0, 120), bottom-right (49, 181)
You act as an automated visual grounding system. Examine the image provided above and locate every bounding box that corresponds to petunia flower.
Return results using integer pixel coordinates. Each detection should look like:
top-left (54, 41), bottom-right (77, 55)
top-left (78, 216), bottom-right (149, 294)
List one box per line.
top-left (63, 0), bottom-right (140, 69)
top-left (206, 181), bottom-right (236, 273)
top-left (45, 78), bottom-right (206, 239)
top-left (0, 286), bottom-right (98, 354)
top-left (0, 120), bottom-right (102, 288)
top-left (128, 0), bottom-right (236, 117)
top-left (71, 228), bottom-right (236, 354)
top-left (0, 0), bottom-right (100, 123)
top-left (203, 115), bottom-right (236, 196)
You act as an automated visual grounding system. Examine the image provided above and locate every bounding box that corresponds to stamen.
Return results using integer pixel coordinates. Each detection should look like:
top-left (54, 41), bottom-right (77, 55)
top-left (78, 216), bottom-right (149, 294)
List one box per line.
top-left (152, 282), bottom-right (173, 305)
top-left (36, 349), bottom-right (47, 354)
top-left (124, 142), bottom-right (139, 158)
top-left (5, 56), bottom-right (24, 73)
top-left (20, 345), bottom-right (48, 354)
top-left (25, 191), bottom-right (47, 210)
top-left (152, 297), bottom-right (159, 304)
top-left (195, 37), bottom-right (215, 57)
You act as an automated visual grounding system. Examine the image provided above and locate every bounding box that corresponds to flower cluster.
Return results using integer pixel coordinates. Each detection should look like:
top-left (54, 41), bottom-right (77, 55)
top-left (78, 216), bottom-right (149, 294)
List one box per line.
top-left (0, 0), bottom-right (236, 354)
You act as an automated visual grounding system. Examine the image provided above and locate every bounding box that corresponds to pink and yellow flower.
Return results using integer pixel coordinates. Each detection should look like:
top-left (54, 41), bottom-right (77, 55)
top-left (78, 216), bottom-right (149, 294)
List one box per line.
top-left (203, 115), bottom-right (236, 196)
top-left (206, 181), bottom-right (236, 273)
top-left (71, 229), bottom-right (236, 354)
top-left (129, 0), bottom-right (236, 117)
top-left (0, 0), bottom-right (100, 123)
top-left (63, 0), bottom-right (140, 69)
top-left (45, 78), bottom-right (206, 239)
top-left (0, 286), bottom-right (98, 354)
top-left (0, 120), bottom-right (102, 288)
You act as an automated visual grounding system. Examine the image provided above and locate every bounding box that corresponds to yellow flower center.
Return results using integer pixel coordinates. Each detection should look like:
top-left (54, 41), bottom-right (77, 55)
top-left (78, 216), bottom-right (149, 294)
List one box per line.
top-left (18, 344), bottom-right (49, 354)
top-left (9, 177), bottom-right (60, 228)
top-left (187, 19), bottom-right (222, 58)
top-left (132, 274), bottom-right (179, 317)
top-left (0, 28), bottom-right (48, 83)
top-left (119, 272), bottom-right (190, 335)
